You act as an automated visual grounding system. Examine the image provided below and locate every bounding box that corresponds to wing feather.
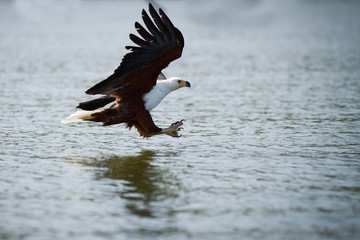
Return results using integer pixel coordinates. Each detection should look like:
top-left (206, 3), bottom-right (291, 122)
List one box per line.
top-left (141, 9), bottom-right (164, 44)
top-left (135, 22), bottom-right (155, 42)
top-left (157, 72), bottom-right (166, 80)
top-left (149, 4), bottom-right (170, 41)
top-left (129, 34), bottom-right (151, 48)
top-left (159, 8), bottom-right (177, 41)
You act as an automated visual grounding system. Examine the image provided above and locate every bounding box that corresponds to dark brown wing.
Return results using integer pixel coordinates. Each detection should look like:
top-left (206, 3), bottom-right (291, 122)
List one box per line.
top-left (76, 96), bottom-right (116, 110)
top-left (85, 4), bottom-right (184, 97)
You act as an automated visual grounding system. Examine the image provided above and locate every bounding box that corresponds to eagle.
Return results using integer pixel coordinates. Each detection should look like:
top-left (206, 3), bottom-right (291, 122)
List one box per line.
top-left (62, 4), bottom-right (190, 138)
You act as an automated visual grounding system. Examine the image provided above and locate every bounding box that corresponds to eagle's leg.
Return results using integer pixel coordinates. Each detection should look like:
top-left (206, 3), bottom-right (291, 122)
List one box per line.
top-left (162, 119), bottom-right (185, 137)
top-left (135, 110), bottom-right (185, 138)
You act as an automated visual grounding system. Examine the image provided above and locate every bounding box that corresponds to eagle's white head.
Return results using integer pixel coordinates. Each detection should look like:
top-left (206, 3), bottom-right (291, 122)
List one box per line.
top-left (166, 77), bottom-right (191, 91)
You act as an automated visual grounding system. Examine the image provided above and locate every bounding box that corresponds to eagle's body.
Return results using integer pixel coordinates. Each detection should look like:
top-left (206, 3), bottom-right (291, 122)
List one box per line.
top-left (62, 4), bottom-right (190, 137)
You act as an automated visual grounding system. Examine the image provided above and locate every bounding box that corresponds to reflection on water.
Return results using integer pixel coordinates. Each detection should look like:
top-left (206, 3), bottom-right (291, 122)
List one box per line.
top-left (75, 151), bottom-right (178, 218)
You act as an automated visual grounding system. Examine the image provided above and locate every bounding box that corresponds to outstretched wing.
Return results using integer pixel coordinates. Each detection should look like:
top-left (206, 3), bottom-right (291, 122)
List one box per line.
top-left (85, 4), bottom-right (184, 97)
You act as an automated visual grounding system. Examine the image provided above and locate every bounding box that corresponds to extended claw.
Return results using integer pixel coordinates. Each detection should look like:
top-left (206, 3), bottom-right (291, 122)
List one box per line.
top-left (171, 120), bottom-right (185, 127)
top-left (165, 119), bottom-right (185, 137)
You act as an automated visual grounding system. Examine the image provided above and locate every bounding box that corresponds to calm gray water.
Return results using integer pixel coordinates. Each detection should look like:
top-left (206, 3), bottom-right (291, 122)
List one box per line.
top-left (1, 0), bottom-right (360, 239)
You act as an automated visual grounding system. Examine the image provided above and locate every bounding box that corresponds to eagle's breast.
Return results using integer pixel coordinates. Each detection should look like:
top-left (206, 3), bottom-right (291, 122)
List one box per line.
top-left (143, 81), bottom-right (172, 111)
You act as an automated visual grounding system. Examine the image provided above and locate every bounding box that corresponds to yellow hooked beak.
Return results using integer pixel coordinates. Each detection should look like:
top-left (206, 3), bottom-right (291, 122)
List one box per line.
top-left (177, 80), bottom-right (191, 88)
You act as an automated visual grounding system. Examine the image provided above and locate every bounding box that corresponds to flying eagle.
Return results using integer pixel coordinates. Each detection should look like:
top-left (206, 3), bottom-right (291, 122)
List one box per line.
top-left (62, 4), bottom-right (190, 138)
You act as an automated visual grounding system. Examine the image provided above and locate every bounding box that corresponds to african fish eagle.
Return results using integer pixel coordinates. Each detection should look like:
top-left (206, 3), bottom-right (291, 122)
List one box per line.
top-left (62, 4), bottom-right (190, 138)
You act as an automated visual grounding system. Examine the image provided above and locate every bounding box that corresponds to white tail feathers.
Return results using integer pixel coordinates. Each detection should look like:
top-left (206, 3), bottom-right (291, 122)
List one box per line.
top-left (61, 110), bottom-right (98, 123)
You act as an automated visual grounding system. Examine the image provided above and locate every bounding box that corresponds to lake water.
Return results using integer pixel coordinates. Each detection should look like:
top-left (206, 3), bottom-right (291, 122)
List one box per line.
top-left (1, 0), bottom-right (360, 239)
